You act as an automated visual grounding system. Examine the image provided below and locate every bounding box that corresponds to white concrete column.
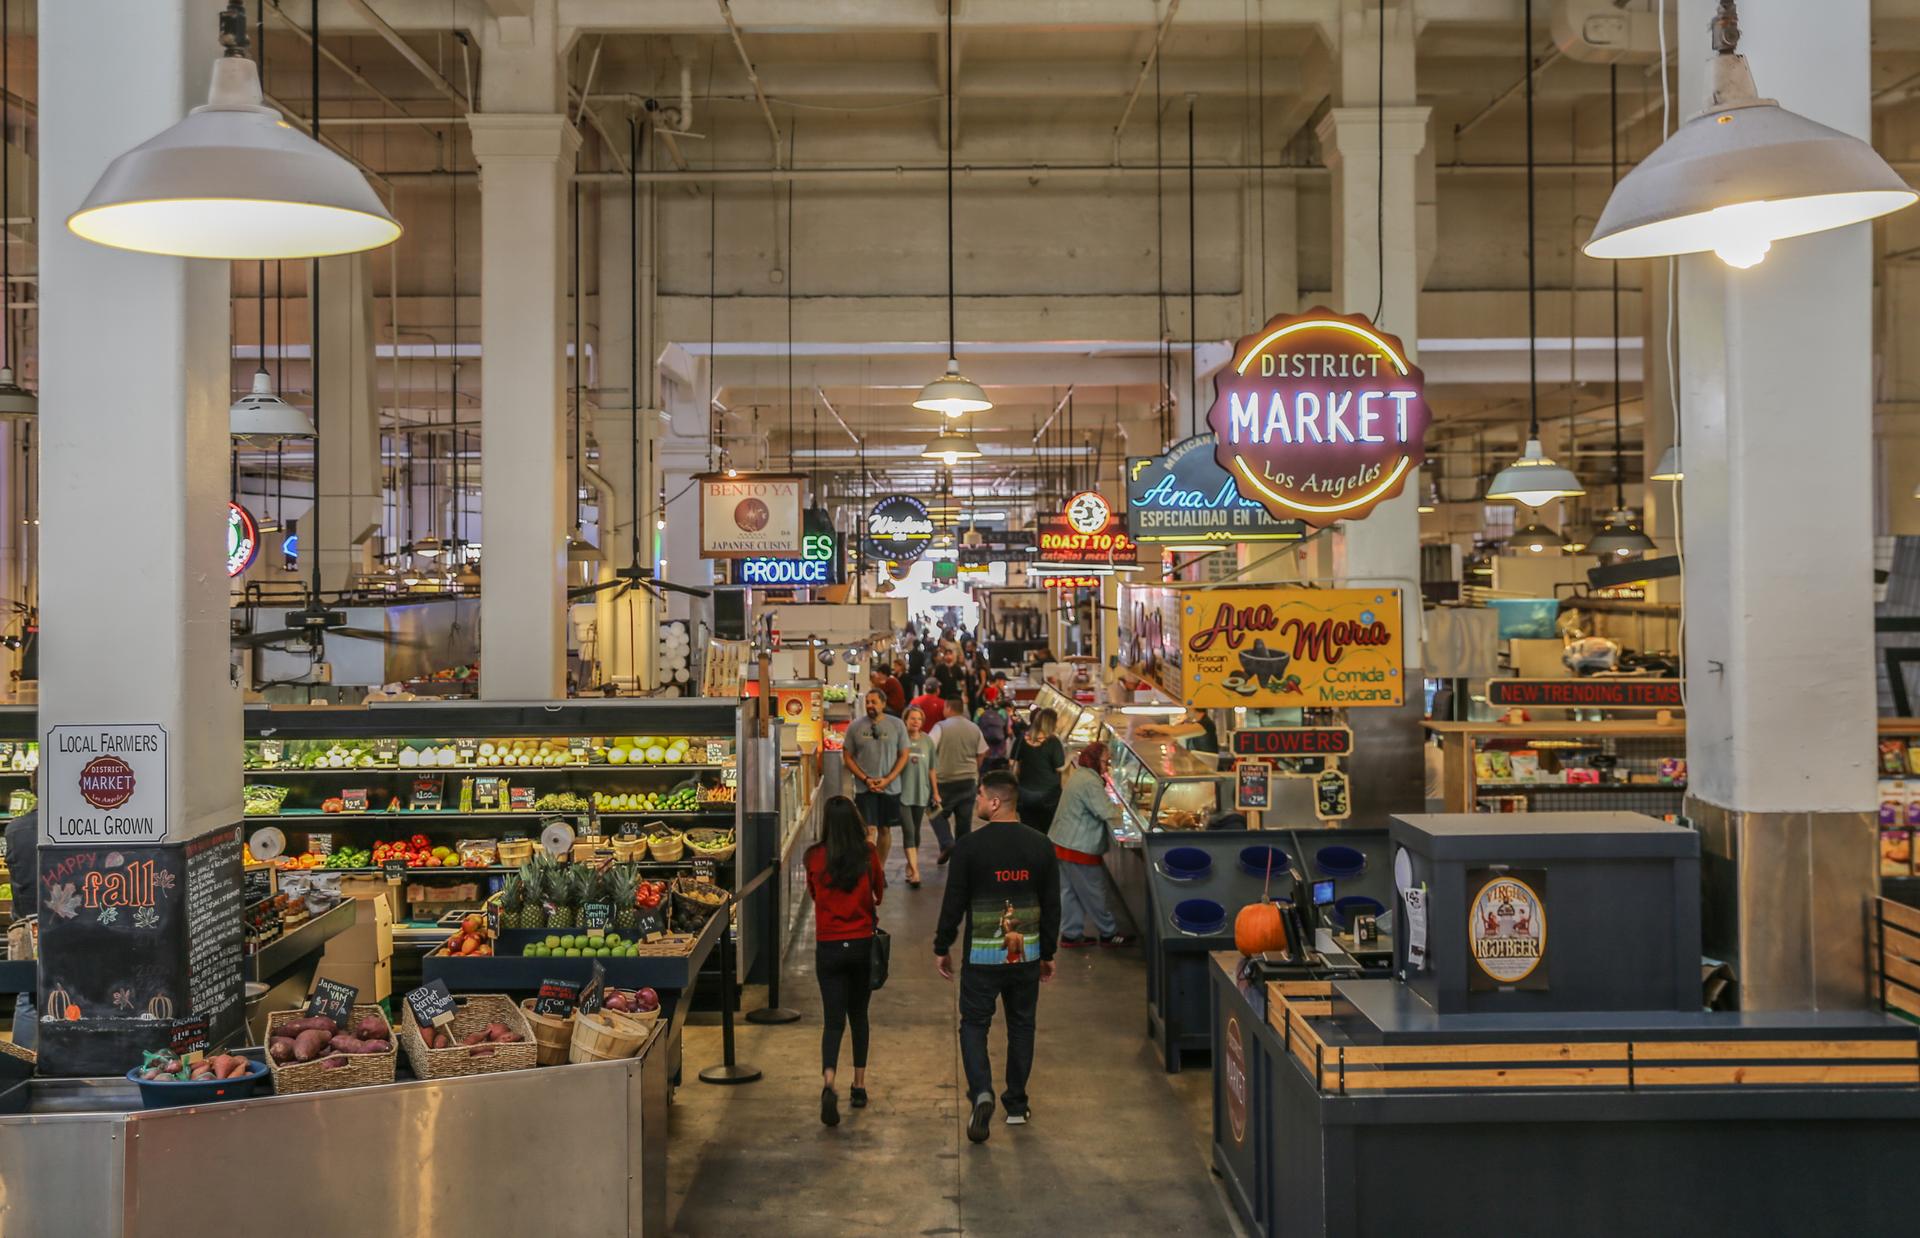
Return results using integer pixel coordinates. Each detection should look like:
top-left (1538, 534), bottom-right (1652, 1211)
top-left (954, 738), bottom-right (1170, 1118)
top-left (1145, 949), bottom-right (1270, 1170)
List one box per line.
top-left (656, 398), bottom-right (716, 628)
top-left (38, 0), bottom-right (242, 1067)
top-left (470, 113), bottom-right (579, 699)
top-left (315, 254), bottom-right (382, 591)
top-left (1641, 261), bottom-right (1679, 558)
top-left (1677, 0), bottom-right (1876, 1009)
top-left (1318, 0), bottom-right (1429, 824)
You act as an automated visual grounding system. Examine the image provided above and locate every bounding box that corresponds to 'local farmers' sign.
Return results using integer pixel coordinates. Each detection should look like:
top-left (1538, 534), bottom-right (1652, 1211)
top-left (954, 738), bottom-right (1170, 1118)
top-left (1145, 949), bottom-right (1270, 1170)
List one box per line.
top-left (698, 474), bottom-right (806, 560)
top-left (1178, 587), bottom-right (1402, 709)
top-left (1207, 309), bottom-right (1430, 528)
top-left (44, 724), bottom-right (169, 844)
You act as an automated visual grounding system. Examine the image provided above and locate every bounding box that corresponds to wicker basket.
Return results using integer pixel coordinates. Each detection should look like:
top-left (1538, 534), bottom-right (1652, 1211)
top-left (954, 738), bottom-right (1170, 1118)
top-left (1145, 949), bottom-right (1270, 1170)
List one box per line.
top-left (266, 1005), bottom-right (397, 1095)
top-left (646, 831), bottom-right (685, 862)
top-left (684, 829), bottom-right (736, 862)
top-left (496, 838), bottom-right (534, 866)
top-left (670, 877), bottom-right (729, 932)
top-left (610, 836), bottom-right (645, 863)
top-left (631, 932), bottom-right (698, 956)
top-left (568, 1008), bottom-right (653, 1063)
top-left (399, 992), bottom-right (538, 1079)
top-left (517, 999), bottom-right (575, 1067)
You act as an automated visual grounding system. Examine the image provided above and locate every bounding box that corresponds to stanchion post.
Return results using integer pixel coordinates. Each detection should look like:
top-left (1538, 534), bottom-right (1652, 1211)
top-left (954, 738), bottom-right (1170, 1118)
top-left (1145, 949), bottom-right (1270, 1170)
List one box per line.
top-left (747, 860), bottom-right (800, 1024)
top-left (699, 915), bottom-right (762, 1085)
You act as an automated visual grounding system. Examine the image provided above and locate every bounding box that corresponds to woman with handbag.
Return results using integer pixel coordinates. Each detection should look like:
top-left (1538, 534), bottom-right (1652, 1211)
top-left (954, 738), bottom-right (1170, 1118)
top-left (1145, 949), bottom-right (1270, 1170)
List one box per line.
top-left (804, 796), bottom-right (885, 1126)
top-left (1047, 743), bottom-right (1133, 947)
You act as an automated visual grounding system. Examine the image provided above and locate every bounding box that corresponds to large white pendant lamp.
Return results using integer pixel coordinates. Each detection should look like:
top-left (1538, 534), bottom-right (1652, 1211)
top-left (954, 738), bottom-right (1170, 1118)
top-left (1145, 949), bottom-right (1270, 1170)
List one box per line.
top-left (1487, 0), bottom-right (1582, 509)
top-left (914, 1), bottom-right (992, 419)
top-left (69, 4), bottom-right (400, 260)
top-left (1650, 445), bottom-right (1684, 482)
top-left (1585, 0), bottom-right (1914, 268)
top-left (230, 368), bottom-right (315, 443)
top-left (920, 426), bottom-right (983, 466)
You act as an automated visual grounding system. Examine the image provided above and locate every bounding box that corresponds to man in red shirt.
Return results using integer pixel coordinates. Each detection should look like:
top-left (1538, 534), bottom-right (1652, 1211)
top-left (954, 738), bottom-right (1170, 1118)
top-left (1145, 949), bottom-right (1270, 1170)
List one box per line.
top-left (869, 667), bottom-right (906, 715)
top-left (909, 680), bottom-right (947, 729)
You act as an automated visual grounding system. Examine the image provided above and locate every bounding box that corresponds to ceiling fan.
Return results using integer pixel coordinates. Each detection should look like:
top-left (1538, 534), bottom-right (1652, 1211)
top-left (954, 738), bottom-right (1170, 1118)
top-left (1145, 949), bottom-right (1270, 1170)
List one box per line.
top-left (231, 590), bottom-right (414, 650)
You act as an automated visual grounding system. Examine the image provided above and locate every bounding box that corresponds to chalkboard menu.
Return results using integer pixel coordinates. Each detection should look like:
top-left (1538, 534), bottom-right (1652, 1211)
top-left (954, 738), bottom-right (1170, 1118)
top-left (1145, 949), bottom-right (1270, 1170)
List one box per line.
top-left (184, 828), bottom-right (246, 1043)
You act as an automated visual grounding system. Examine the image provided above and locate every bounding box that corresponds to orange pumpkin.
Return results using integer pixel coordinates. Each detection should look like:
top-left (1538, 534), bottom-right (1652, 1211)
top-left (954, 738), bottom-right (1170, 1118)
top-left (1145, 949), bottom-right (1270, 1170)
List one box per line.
top-left (1234, 901), bottom-right (1288, 957)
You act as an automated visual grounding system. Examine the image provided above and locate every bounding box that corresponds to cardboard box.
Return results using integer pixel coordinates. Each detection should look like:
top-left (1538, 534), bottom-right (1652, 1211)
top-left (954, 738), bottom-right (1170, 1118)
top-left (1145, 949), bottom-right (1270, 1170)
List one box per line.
top-left (339, 874), bottom-right (400, 920)
top-left (323, 893), bottom-right (394, 963)
top-left (310, 955), bottom-right (392, 1003)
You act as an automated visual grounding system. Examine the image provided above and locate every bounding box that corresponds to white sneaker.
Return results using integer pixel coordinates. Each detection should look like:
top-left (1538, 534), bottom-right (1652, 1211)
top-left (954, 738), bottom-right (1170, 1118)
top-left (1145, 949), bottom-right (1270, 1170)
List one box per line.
top-left (1005, 1106), bottom-right (1030, 1126)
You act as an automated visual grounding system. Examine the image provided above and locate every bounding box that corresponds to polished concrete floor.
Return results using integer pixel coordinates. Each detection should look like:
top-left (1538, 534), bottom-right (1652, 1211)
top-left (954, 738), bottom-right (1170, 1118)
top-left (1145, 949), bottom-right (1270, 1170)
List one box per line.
top-left (669, 836), bottom-right (1242, 1238)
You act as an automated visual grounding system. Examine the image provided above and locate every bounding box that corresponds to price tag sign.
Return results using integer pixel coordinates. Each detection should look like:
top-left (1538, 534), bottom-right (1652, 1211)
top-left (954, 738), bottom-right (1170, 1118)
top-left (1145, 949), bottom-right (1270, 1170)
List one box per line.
top-left (383, 857), bottom-right (408, 882)
top-left (455, 739), bottom-right (479, 763)
top-left (582, 902), bottom-right (613, 939)
top-left (705, 740), bottom-right (728, 765)
top-left (341, 787), bottom-right (369, 813)
top-left (502, 830), bottom-right (528, 844)
top-left (579, 960), bottom-right (607, 1015)
top-left (1235, 761), bottom-right (1273, 812)
top-left (307, 832), bottom-right (333, 856)
top-left (411, 776), bottom-right (444, 811)
top-left (259, 739), bottom-right (286, 765)
top-left (372, 738), bottom-right (399, 763)
top-left (634, 907), bottom-right (666, 942)
top-left (307, 978), bottom-right (358, 1026)
top-left (509, 786), bottom-right (537, 811)
top-left (693, 859), bottom-right (717, 883)
top-left (533, 977), bottom-right (581, 1017)
top-left (168, 1016), bottom-right (211, 1062)
top-left (404, 978), bottom-right (458, 1030)
top-left (617, 822), bottom-right (641, 840)
top-left (568, 737), bottom-right (589, 763)
top-left (484, 902), bottom-right (501, 936)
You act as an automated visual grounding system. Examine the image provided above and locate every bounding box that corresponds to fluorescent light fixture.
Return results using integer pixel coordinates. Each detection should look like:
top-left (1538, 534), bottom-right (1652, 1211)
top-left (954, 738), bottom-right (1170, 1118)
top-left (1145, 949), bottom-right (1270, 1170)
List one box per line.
top-left (229, 368), bottom-right (314, 443)
top-left (1650, 445), bottom-right (1683, 482)
top-left (1486, 438), bottom-right (1584, 506)
top-left (912, 360), bottom-right (993, 417)
top-left (1584, 1), bottom-right (1915, 269)
top-left (1166, 544), bottom-right (1226, 555)
top-left (1120, 704), bottom-right (1187, 716)
top-left (69, 12), bottom-right (399, 260)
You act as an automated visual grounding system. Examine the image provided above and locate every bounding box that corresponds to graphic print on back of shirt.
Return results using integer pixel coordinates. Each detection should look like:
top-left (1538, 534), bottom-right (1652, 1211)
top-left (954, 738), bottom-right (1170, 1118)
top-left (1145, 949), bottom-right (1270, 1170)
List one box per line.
top-left (970, 892), bottom-right (1040, 965)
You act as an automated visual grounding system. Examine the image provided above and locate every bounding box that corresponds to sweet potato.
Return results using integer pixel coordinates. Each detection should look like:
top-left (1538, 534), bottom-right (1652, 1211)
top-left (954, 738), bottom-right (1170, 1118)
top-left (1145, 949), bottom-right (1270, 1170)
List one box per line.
top-left (278, 1015), bottom-right (338, 1036)
top-left (319, 1054), bottom-right (350, 1071)
top-left (483, 1022), bottom-right (509, 1040)
top-left (291, 1028), bottom-right (332, 1062)
top-left (327, 1034), bottom-right (380, 1054)
top-left (351, 1015), bottom-right (388, 1041)
top-left (360, 1040), bottom-right (390, 1055)
top-left (269, 1037), bottom-right (296, 1064)
top-left (469, 1045), bottom-right (495, 1057)
top-left (226, 1057), bottom-right (253, 1079)
top-left (459, 1030), bottom-right (488, 1046)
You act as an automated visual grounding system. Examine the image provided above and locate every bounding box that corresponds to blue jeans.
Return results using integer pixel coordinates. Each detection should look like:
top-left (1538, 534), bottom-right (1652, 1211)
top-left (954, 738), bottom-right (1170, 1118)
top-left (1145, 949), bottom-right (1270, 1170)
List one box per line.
top-left (928, 779), bottom-right (977, 851)
top-left (1060, 863), bottom-right (1117, 940)
top-left (12, 993), bottom-right (35, 1052)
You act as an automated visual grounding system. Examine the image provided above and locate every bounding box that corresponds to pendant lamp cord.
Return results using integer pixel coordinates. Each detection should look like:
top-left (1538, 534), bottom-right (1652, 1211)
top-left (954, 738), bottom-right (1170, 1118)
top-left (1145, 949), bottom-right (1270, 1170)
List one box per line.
top-left (786, 125), bottom-right (796, 473)
top-left (1609, 64), bottom-right (1623, 509)
top-left (1371, 0), bottom-right (1386, 328)
top-left (1187, 96), bottom-right (1198, 436)
top-left (309, 0), bottom-right (322, 600)
top-left (450, 127), bottom-right (462, 550)
top-left (1, 0), bottom-right (14, 375)
top-left (255, 0), bottom-right (266, 388)
top-left (572, 174), bottom-right (583, 536)
top-left (629, 115), bottom-right (642, 566)
top-left (945, 0), bottom-right (956, 363)
top-left (1522, 0), bottom-right (1538, 443)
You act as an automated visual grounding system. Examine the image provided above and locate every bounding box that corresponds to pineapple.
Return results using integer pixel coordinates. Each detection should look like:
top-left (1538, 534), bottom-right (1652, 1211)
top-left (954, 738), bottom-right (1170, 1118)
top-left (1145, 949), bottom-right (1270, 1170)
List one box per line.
top-left (499, 873), bottom-right (526, 930)
top-left (610, 866), bottom-right (639, 934)
top-left (554, 864), bottom-right (587, 929)
top-left (523, 858), bottom-right (555, 929)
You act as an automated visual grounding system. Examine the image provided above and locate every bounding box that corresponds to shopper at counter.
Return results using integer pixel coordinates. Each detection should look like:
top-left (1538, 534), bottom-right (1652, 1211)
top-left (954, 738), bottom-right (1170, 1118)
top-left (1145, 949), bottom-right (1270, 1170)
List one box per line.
top-left (928, 696), bottom-right (987, 865)
top-left (934, 771), bottom-right (1060, 1143)
top-left (898, 707), bottom-right (934, 887)
top-left (978, 695), bottom-right (1010, 770)
top-left (1013, 709), bottom-right (1067, 831)
top-left (5, 809), bottom-right (34, 1052)
top-left (1047, 745), bottom-right (1130, 948)
top-left (806, 796), bottom-right (885, 1127)
top-left (843, 691), bottom-right (910, 871)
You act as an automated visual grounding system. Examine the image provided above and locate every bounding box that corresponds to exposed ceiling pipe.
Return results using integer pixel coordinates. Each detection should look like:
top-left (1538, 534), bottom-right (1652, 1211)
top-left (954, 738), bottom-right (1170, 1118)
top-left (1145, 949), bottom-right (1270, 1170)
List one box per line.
top-left (337, 0), bottom-right (470, 110)
top-left (1030, 385), bottom-right (1076, 444)
top-left (265, 0), bottom-right (441, 141)
top-left (813, 387), bottom-right (863, 448)
top-left (1455, 47), bottom-right (1563, 143)
top-left (1110, 0), bottom-right (1183, 165)
top-left (714, 0), bottom-right (784, 167)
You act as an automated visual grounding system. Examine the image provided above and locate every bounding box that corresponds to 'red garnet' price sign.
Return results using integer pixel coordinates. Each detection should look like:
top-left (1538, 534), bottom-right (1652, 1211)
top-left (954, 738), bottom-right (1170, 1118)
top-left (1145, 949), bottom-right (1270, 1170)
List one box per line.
top-left (1207, 308), bottom-right (1430, 528)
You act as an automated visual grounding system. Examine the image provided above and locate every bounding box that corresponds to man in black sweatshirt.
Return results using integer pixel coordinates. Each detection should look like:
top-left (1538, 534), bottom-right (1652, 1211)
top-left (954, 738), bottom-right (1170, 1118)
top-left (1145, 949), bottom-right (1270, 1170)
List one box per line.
top-left (934, 769), bottom-right (1060, 1143)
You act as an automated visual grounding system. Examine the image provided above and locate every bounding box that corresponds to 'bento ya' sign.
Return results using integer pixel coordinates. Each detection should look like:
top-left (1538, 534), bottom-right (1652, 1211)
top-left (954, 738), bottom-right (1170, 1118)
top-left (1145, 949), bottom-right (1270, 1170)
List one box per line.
top-left (1208, 309), bottom-right (1429, 528)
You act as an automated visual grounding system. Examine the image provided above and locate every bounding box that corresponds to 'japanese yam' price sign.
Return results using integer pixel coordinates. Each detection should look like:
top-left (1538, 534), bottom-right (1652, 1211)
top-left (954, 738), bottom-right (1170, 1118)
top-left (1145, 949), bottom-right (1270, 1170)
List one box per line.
top-left (534, 977), bottom-right (581, 1016)
top-left (307, 978), bottom-right (358, 1025)
top-left (1235, 761), bottom-right (1272, 812)
top-left (405, 978), bottom-right (459, 1029)
top-left (168, 1016), bottom-right (211, 1060)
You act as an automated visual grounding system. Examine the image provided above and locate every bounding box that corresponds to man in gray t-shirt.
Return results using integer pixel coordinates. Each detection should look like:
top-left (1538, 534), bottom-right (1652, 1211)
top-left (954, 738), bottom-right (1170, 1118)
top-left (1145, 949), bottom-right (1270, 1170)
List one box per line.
top-left (927, 697), bottom-right (987, 862)
top-left (843, 689), bottom-right (911, 861)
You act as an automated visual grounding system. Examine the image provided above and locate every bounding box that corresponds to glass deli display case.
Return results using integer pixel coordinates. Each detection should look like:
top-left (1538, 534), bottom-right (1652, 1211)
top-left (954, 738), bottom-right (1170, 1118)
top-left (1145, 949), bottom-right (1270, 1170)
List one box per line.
top-left (1106, 735), bottom-right (1231, 844)
top-left (1033, 683), bottom-right (1102, 746)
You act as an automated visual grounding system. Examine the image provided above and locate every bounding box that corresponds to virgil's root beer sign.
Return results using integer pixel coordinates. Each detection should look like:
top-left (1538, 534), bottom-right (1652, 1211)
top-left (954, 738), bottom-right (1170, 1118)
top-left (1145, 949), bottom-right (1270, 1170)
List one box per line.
top-left (1486, 679), bottom-right (1683, 710)
top-left (1206, 309), bottom-right (1430, 528)
top-left (1177, 587), bottom-right (1403, 709)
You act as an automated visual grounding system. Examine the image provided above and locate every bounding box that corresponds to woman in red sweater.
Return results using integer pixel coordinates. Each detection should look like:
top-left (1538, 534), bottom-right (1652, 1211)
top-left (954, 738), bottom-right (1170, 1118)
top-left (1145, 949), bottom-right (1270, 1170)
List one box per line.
top-left (805, 795), bottom-right (885, 1126)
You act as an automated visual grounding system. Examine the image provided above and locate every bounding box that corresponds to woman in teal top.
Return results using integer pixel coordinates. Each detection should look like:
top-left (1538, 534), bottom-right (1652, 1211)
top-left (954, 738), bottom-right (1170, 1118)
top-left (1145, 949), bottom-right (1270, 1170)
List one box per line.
top-left (896, 705), bottom-right (935, 887)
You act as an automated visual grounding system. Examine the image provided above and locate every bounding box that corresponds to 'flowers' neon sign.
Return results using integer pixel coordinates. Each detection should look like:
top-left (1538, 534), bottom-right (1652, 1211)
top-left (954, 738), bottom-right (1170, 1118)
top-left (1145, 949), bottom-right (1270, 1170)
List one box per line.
top-left (1206, 309), bottom-right (1430, 528)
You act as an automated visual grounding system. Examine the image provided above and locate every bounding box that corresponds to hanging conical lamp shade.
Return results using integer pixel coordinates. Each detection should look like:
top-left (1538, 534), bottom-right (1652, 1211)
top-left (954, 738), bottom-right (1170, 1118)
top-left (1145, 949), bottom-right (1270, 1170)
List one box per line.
top-left (1487, 439), bottom-right (1584, 507)
top-left (1584, 3), bottom-right (1914, 269)
top-left (913, 360), bottom-right (992, 417)
top-left (69, 19), bottom-right (399, 261)
top-left (410, 534), bottom-right (445, 560)
top-left (229, 368), bottom-right (314, 443)
top-left (920, 426), bottom-right (982, 465)
top-left (1505, 519), bottom-right (1567, 556)
top-left (1650, 445), bottom-right (1683, 482)
top-left (1587, 508), bottom-right (1657, 558)
top-left (567, 531), bottom-right (606, 563)
top-left (454, 560), bottom-right (481, 589)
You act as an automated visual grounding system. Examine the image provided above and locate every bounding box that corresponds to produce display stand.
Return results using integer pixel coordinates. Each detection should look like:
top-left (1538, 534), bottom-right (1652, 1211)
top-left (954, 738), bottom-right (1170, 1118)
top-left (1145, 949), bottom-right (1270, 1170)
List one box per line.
top-left (0, 1029), bottom-right (674, 1237)
top-left (1426, 719), bottom-right (1687, 815)
top-left (1142, 828), bottom-right (1389, 1073)
top-left (241, 896), bottom-right (357, 1037)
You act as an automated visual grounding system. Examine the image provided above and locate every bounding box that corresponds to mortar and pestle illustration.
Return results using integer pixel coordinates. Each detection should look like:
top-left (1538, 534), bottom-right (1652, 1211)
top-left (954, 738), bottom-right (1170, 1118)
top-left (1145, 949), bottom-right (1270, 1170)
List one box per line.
top-left (1236, 640), bottom-right (1292, 693)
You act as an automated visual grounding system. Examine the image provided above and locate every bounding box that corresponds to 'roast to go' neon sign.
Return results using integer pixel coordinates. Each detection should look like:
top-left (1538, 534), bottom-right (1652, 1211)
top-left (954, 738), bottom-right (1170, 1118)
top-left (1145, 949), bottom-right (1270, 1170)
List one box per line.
top-left (1206, 309), bottom-right (1430, 528)
top-left (227, 501), bottom-right (259, 578)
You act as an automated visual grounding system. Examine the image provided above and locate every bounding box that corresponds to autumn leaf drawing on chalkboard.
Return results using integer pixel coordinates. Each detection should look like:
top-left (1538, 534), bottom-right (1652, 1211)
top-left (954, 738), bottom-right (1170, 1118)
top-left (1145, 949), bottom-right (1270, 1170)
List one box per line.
top-left (154, 870), bottom-right (176, 892)
top-left (44, 882), bottom-right (79, 920)
top-left (133, 907), bottom-right (159, 929)
top-left (112, 988), bottom-right (134, 1012)
top-left (97, 906), bottom-right (119, 925)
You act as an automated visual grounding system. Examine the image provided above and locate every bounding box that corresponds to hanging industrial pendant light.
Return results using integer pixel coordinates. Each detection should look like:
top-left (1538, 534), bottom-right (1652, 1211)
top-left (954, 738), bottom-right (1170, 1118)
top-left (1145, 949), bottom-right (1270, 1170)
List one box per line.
top-left (230, 368), bottom-right (315, 442)
top-left (914, 2), bottom-right (992, 418)
top-left (1417, 478), bottom-right (1439, 514)
top-left (1488, 0), bottom-right (1583, 508)
top-left (1506, 519), bottom-right (1568, 555)
top-left (1586, 1), bottom-right (1914, 269)
top-left (920, 425), bottom-right (983, 465)
top-left (1650, 445), bottom-right (1683, 482)
top-left (1588, 508), bottom-right (1656, 558)
top-left (70, 4), bottom-right (400, 260)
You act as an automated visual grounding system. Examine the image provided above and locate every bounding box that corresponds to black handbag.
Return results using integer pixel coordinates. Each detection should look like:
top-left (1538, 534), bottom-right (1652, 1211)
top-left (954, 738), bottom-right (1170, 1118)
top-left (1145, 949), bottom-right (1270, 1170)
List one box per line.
top-left (868, 927), bottom-right (892, 991)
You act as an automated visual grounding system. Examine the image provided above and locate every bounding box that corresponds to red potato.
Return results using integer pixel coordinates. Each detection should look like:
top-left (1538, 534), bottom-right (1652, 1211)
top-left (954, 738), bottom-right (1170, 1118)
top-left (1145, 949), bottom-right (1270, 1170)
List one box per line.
top-left (291, 1028), bottom-right (332, 1062)
top-left (269, 1038), bottom-right (296, 1064)
top-left (319, 1055), bottom-right (350, 1071)
top-left (459, 1031), bottom-right (488, 1047)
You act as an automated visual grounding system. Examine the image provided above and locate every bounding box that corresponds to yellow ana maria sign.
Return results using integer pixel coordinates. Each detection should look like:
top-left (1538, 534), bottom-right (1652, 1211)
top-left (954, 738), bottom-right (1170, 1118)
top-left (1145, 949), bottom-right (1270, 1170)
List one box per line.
top-left (1179, 587), bottom-right (1404, 709)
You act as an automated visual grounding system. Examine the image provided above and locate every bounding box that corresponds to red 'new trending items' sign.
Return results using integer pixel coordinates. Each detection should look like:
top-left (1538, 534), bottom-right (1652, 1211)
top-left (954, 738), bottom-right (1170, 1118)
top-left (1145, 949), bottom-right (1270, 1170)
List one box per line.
top-left (1207, 309), bottom-right (1431, 528)
top-left (1486, 679), bottom-right (1684, 710)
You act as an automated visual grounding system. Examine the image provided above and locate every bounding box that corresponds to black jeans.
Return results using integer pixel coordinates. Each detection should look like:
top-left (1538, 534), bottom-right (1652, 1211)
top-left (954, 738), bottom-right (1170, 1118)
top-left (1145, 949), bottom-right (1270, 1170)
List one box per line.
top-left (928, 778), bottom-right (977, 850)
top-left (1017, 790), bottom-right (1058, 832)
top-left (958, 962), bottom-right (1041, 1111)
top-left (853, 790), bottom-right (902, 833)
top-left (816, 938), bottom-right (874, 1074)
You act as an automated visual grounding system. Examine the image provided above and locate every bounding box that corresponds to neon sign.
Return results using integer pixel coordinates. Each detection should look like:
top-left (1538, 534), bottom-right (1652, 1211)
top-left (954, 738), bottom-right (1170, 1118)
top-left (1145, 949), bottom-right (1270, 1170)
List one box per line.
top-left (737, 528), bottom-right (841, 587)
top-left (1206, 309), bottom-right (1430, 528)
top-left (1038, 492), bottom-right (1137, 567)
top-left (864, 495), bottom-right (934, 564)
top-left (1040, 574), bottom-right (1101, 590)
top-left (1127, 434), bottom-right (1305, 546)
top-left (227, 501), bottom-right (259, 578)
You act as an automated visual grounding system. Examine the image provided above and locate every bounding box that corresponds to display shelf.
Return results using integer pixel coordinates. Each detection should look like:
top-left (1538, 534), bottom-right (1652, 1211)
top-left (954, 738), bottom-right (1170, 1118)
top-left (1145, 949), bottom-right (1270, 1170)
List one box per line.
top-left (1427, 720), bottom-right (1687, 814)
top-left (243, 763), bottom-right (729, 775)
top-left (243, 808), bottom-right (731, 822)
top-left (421, 909), bottom-right (723, 992)
top-left (243, 898), bottom-right (356, 982)
top-left (280, 858), bottom-right (735, 877)
top-left (1475, 781), bottom-right (1688, 792)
